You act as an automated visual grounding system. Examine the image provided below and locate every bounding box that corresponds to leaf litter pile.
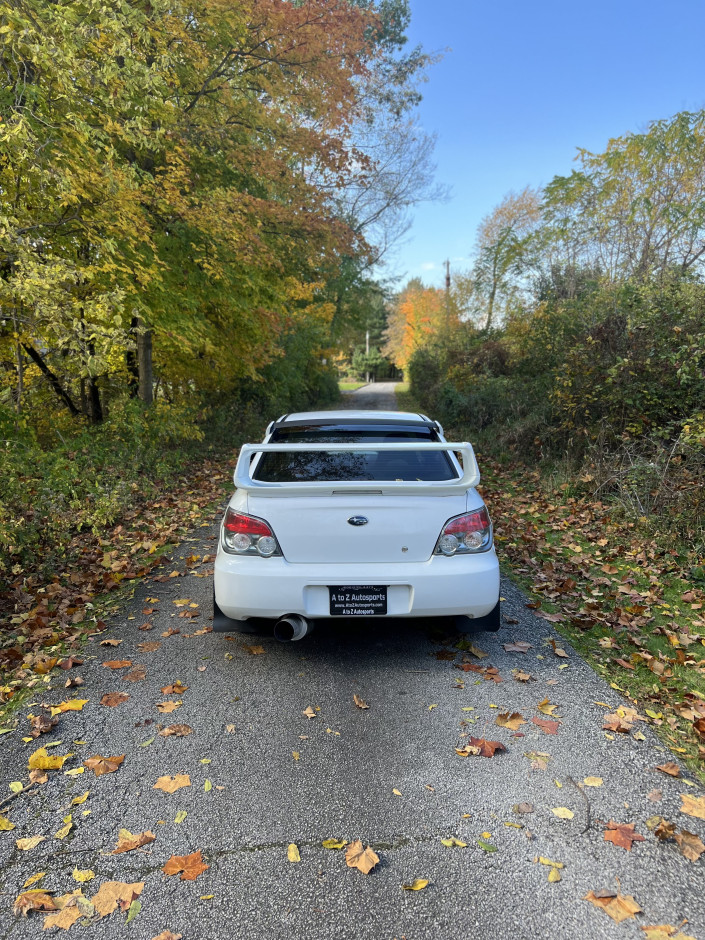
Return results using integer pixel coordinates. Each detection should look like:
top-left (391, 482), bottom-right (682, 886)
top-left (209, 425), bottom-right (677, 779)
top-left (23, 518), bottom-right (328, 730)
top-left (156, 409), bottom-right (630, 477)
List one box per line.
top-left (479, 460), bottom-right (705, 777)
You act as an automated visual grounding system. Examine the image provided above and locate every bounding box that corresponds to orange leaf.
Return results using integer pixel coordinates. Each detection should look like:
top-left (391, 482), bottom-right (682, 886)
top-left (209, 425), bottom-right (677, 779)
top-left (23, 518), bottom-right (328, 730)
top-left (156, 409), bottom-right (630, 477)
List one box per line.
top-left (112, 829), bottom-right (156, 854)
top-left (345, 840), bottom-right (379, 874)
top-left (83, 755), bottom-right (125, 776)
top-left (13, 889), bottom-right (57, 916)
top-left (162, 850), bottom-right (209, 881)
top-left (603, 821), bottom-right (646, 851)
top-left (158, 724), bottom-right (192, 737)
top-left (100, 692), bottom-right (130, 707)
top-left (102, 660), bottom-right (132, 670)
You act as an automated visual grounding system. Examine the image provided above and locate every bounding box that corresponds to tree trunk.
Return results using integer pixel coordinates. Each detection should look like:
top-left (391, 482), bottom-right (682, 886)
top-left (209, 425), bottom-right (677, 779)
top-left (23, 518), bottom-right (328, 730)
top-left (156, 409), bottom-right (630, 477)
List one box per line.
top-left (137, 321), bottom-right (153, 404)
top-left (22, 343), bottom-right (80, 416)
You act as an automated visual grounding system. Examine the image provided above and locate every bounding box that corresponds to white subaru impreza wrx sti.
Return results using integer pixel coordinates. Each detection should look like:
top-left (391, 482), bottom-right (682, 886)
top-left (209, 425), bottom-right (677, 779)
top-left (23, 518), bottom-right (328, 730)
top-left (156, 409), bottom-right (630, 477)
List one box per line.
top-left (213, 410), bottom-right (500, 641)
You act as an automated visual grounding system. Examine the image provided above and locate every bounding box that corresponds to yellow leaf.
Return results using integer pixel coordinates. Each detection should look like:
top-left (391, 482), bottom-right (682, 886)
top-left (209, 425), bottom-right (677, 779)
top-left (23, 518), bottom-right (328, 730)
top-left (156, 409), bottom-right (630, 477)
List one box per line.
top-left (440, 837), bottom-right (467, 848)
top-left (392, 788), bottom-right (402, 796)
top-left (428, 704), bottom-right (438, 710)
top-left (64, 767), bottom-right (84, 776)
top-left (292, 752), bottom-right (300, 761)
top-left (50, 699), bottom-right (88, 716)
top-left (204, 779), bottom-right (212, 792)
top-left (174, 810), bottom-right (187, 824)
top-left (552, 807), bottom-right (574, 819)
top-left (22, 872), bottom-right (46, 888)
top-left (583, 777), bottom-right (603, 787)
top-left (322, 839), bottom-right (347, 849)
top-left (538, 857), bottom-right (564, 869)
top-left (16, 836), bottom-right (45, 851)
top-left (200, 895), bottom-right (214, 900)
top-left (28, 747), bottom-right (71, 771)
top-left (287, 843), bottom-right (301, 862)
top-left (54, 814), bottom-right (73, 839)
top-left (0, 816), bottom-right (16, 831)
top-left (402, 879), bottom-right (429, 891)
top-left (9, 782), bottom-right (23, 794)
top-left (548, 867), bottom-right (561, 883)
top-left (71, 791), bottom-right (89, 806)
top-left (72, 868), bottom-right (95, 883)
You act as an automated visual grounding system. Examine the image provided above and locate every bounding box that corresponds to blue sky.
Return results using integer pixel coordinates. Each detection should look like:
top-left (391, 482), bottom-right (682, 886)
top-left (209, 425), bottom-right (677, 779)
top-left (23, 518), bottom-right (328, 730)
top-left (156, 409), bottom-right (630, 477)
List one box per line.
top-left (387, 0), bottom-right (705, 287)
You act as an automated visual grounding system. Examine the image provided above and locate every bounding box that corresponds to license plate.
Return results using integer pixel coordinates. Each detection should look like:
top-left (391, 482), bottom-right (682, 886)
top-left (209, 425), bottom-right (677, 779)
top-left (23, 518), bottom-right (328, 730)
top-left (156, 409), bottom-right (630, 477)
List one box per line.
top-left (329, 585), bottom-right (387, 616)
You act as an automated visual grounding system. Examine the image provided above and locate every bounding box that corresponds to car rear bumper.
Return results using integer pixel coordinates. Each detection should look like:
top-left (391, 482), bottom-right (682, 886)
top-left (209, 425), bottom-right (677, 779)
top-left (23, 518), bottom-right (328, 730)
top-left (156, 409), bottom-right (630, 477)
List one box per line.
top-left (213, 547), bottom-right (500, 622)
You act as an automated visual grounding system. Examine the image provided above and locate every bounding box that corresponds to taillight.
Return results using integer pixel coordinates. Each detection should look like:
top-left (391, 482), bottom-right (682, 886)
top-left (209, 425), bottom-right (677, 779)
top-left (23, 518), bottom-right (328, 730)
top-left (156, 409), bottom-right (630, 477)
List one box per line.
top-left (222, 509), bottom-right (281, 557)
top-left (435, 507), bottom-right (492, 555)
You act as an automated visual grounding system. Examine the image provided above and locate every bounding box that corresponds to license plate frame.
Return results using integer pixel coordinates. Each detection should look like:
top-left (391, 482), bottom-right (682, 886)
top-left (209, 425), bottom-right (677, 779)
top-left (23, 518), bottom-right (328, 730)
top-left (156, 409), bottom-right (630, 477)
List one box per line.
top-left (329, 585), bottom-right (388, 616)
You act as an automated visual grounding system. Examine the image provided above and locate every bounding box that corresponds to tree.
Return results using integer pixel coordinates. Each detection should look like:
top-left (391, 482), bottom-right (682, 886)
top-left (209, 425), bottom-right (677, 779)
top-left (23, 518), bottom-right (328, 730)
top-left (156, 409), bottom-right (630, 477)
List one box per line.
top-left (542, 111), bottom-right (705, 281)
top-left (454, 188), bottom-right (541, 331)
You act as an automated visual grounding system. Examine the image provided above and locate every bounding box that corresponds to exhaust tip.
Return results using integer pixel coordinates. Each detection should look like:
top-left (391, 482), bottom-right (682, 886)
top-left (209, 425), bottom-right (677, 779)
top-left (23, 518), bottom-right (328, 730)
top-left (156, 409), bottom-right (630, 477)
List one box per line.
top-left (274, 614), bottom-right (311, 643)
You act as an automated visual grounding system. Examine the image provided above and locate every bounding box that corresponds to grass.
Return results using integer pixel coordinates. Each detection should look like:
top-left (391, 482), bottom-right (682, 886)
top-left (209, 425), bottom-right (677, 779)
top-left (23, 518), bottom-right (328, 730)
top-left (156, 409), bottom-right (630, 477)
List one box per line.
top-left (339, 380), bottom-right (366, 391)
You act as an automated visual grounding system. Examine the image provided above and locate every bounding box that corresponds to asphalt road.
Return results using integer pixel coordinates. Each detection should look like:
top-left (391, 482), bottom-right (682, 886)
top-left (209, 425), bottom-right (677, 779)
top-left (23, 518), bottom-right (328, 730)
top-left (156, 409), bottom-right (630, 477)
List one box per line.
top-left (1, 385), bottom-right (704, 939)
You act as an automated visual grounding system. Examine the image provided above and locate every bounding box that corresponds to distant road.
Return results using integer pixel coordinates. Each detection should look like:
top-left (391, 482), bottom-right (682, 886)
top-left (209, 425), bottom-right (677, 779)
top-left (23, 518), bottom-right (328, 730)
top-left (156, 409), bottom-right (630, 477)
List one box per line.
top-left (341, 381), bottom-right (399, 410)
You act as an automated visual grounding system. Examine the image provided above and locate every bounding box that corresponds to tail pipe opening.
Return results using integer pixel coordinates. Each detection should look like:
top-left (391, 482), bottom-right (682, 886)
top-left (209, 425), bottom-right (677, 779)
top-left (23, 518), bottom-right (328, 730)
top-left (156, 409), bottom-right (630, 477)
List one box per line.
top-left (273, 614), bottom-right (312, 643)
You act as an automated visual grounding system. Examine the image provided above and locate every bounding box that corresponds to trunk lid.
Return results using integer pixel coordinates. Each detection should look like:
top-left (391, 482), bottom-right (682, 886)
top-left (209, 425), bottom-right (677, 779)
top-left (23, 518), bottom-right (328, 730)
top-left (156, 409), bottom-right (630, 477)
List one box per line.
top-left (246, 493), bottom-right (467, 564)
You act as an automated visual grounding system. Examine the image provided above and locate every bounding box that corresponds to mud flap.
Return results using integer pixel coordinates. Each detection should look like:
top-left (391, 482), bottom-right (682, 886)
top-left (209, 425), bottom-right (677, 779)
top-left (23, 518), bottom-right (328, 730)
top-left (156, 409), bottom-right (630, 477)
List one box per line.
top-left (455, 600), bottom-right (501, 634)
top-left (212, 589), bottom-right (262, 634)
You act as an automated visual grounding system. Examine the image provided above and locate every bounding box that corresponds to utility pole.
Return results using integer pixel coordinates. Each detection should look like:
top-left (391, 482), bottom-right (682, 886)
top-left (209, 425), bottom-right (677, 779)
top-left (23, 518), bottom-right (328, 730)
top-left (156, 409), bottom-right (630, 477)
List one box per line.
top-left (444, 259), bottom-right (451, 339)
top-left (365, 329), bottom-right (370, 384)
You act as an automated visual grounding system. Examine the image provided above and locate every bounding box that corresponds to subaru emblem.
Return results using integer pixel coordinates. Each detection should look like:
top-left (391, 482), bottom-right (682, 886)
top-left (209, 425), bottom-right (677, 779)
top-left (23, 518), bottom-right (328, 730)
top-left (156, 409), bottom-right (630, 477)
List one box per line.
top-left (348, 516), bottom-right (369, 526)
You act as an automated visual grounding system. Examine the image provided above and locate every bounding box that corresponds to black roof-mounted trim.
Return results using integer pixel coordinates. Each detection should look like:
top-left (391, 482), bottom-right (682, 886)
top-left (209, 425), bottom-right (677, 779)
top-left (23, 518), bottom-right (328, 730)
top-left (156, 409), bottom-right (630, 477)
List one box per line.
top-left (269, 416), bottom-right (437, 432)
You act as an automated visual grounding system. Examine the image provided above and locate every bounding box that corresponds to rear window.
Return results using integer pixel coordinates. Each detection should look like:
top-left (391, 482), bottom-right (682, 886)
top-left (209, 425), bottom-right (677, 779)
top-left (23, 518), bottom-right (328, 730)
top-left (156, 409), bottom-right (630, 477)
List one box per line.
top-left (253, 425), bottom-right (459, 483)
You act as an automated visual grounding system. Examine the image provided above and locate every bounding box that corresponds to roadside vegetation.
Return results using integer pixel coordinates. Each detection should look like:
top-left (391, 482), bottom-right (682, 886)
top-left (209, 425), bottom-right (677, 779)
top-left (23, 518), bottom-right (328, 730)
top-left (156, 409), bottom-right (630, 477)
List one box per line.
top-left (391, 110), bottom-right (705, 778)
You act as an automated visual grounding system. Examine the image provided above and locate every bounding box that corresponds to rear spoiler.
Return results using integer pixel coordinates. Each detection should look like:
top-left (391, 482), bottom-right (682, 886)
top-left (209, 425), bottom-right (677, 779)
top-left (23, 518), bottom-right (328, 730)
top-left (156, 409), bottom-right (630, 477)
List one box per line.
top-left (233, 442), bottom-right (480, 497)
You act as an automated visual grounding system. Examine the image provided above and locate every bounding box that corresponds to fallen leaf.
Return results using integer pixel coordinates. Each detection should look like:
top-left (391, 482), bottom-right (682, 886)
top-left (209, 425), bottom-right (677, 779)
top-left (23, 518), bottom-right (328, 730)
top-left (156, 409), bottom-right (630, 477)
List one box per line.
top-left (496, 711), bottom-right (526, 731)
top-left (124, 665), bottom-right (147, 682)
top-left (640, 926), bottom-right (697, 940)
top-left (287, 844), bottom-right (300, 862)
top-left (161, 683), bottom-right (189, 696)
top-left (22, 872), bottom-right (46, 887)
top-left (29, 713), bottom-right (58, 737)
top-left (0, 815), bottom-right (16, 831)
top-left (455, 737), bottom-right (506, 758)
top-left (72, 868), bottom-right (95, 882)
top-left (100, 692), bottom-right (130, 707)
top-left (151, 933), bottom-right (182, 940)
top-left (156, 701), bottom-right (181, 713)
top-left (302, 706), bottom-right (316, 719)
top-left (503, 641), bottom-right (532, 653)
top-left (112, 829), bottom-right (156, 854)
top-left (13, 889), bottom-right (57, 916)
top-left (246, 645), bottom-right (265, 655)
top-left (92, 881), bottom-right (144, 918)
top-left (604, 821), bottom-right (646, 851)
top-left (680, 793), bottom-right (705, 819)
top-left (548, 867), bottom-right (561, 883)
top-left (525, 750), bottom-right (550, 771)
top-left (537, 698), bottom-right (559, 716)
top-left (532, 717), bottom-right (560, 735)
top-left (353, 694), bottom-right (369, 710)
top-left (322, 839), bottom-right (348, 849)
top-left (653, 818), bottom-right (677, 841)
top-left (583, 777), bottom-right (603, 787)
top-left (162, 850), bottom-right (209, 880)
top-left (102, 660), bottom-right (132, 670)
top-left (154, 775), bottom-right (191, 793)
top-left (656, 762), bottom-right (681, 778)
top-left (603, 713), bottom-right (633, 733)
top-left (440, 837), bottom-right (467, 847)
top-left (100, 638), bottom-right (122, 647)
top-left (552, 807), bottom-right (574, 820)
top-left (159, 724), bottom-right (192, 737)
top-left (584, 890), bottom-right (641, 923)
top-left (513, 802), bottom-right (534, 814)
top-left (674, 829), bottom-right (705, 862)
top-left (137, 641), bottom-right (161, 653)
top-left (16, 836), bottom-right (45, 851)
top-left (174, 810), bottom-right (187, 824)
top-left (512, 670), bottom-right (534, 682)
top-left (402, 879), bottom-right (429, 891)
top-left (345, 840), bottom-right (379, 874)
top-left (477, 839), bottom-right (497, 852)
top-left (71, 791), bottom-right (89, 806)
top-left (28, 746), bottom-right (71, 771)
top-left (647, 789), bottom-right (663, 802)
top-left (84, 755), bottom-right (125, 776)
top-left (54, 814), bottom-right (73, 839)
